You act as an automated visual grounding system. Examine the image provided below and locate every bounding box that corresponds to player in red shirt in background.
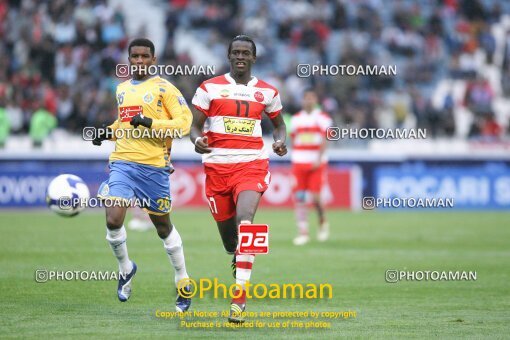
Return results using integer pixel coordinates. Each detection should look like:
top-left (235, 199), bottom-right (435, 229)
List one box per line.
top-left (190, 35), bottom-right (287, 323)
top-left (290, 89), bottom-right (332, 246)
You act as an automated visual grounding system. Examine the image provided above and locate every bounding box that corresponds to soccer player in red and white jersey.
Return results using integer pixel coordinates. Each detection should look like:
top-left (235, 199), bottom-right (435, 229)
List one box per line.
top-left (290, 89), bottom-right (332, 246)
top-left (189, 35), bottom-right (287, 323)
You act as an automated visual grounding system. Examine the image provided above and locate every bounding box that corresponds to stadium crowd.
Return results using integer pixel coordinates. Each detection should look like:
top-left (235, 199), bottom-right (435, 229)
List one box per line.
top-left (1, 0), bottom-right (510, 147)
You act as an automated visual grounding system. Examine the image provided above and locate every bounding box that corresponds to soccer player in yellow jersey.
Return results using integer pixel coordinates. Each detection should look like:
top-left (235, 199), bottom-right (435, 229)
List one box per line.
top-left (92, 38), bottom-right (193, 311)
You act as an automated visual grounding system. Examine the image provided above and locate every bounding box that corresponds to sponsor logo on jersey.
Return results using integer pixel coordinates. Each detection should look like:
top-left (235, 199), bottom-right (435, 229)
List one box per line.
top-left (117, 92), bottom-right (125, 105)
top-left (223, 117), bottom-right (256, 135)
top-left (254, 91), bottom-right (264, 102)
top-left (177, 96), bottom-right (188, 106)
top-left (220, 89), bottom-right (230, 97)
top-left (234, 92), bottom-right (250, 98)
top-left (143, 92), bottom-right (154, 104)
top-left (297, 132), bottom-right (319, 144)
top-left (100, 184), bottom-right (109, 197)
top-left (119, 106), bottom-right (143, 122)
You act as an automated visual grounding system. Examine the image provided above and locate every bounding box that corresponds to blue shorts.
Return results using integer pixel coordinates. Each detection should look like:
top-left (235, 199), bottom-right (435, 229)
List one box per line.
top-left (97, 161), bottom-right (171, 215)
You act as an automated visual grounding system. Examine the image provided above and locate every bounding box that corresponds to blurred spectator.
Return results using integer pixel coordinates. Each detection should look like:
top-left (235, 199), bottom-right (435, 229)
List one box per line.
top-left (501, 68), bottom-right (510, 96)
top-left (56, 85), bottom-right (75, 130)
top-left (388, 87), bottom-right (412, 128)
top-left (427, 92), bottom-right (455, 137)
top-left (478, 24), bottom-right (496, 64)
top-left (2, 0), bottom-right (510, 145)
top-left (464, 76), bottom-right (494, 115)
top-left (411, 88), bottom-right (428, 128)
top-left (101, 16), bottom-right (125, 44)
top-left (0, 0), bottom-right (128, 137)
top-left (5, 101), bottom-right (24, 133)
top-left (55, 49), bottom-right (78, 85)
top-left (449, 51), bottom-right (478, 79)
top-left (481, 112), bottom-right (502, 138)
top-left (440, 92), bottom-right (456, 137)
top-left (0, 100), bottom-right (9, 148)
top-left (29, 104), bottom-right (56, 147)
top-left (469, 112), bottom-right (502, 140)
top-left (54, 11), bottom-right (77, 44)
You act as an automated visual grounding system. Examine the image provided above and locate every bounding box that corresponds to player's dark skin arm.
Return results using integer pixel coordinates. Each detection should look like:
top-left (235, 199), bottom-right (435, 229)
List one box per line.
top-left (270, 114), bottom-right (287, 156)
top-left (167, 145), bottom-right (175, 174)
top-left (189, 107), bottom-right (212, 154)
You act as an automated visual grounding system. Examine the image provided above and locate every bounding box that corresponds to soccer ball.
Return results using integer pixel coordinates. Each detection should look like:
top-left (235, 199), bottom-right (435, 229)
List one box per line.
top-left (46, 174), bottom-right (90, 217)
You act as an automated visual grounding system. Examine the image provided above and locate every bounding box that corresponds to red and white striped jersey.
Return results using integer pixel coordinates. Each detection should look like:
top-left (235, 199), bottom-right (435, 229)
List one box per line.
top-left (192, 73), bottom-right (282, 174)
top-left (290, 109), bottom-right (332, 165)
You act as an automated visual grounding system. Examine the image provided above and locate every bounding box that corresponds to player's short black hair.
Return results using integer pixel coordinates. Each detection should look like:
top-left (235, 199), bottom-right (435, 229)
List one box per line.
top-left (228, 35), bottom-right (256, 57)
top-left (128, 38), bottom-right (155, 56)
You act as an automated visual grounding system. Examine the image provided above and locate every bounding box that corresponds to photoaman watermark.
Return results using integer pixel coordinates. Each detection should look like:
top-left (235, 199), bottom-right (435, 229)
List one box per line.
top-left (116, 64), bottom-right (215, 78)
top-left (176, 278), bottom-right (333, 299)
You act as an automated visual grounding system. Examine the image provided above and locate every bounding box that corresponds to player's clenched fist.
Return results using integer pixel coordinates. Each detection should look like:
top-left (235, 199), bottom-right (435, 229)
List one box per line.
top-left (272, 140), bottom-right (287, 156)
top-left (194, 136), bottom-right (212, 154)
top-left (130, 113), bottom-right (153, 128)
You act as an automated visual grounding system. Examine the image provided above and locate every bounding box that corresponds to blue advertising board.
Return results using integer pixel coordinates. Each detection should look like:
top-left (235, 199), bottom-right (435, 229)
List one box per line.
top-left (2, 159), bottom-right (510, 210)
top-left (0, 161), bottom-right (109, 207)
top-left (374, 162), bottom-right (510, 209)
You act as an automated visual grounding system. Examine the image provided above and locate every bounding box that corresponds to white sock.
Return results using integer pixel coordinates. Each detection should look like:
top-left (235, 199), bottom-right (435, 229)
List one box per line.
top-left (163, 226), bottom-right (189, 285)
top-left (235, 252), bottom-right (255, 288)
top-left (236, 220), bottom-right (255, 289)
top-left (295, 203), bottom-right (309, 235)
top-left (106, 226), bottom-right (133, 275)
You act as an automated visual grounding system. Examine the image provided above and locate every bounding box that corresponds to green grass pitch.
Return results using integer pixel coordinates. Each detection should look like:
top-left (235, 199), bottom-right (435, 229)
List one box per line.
top-left (0, 209), bottom-right (509, 338)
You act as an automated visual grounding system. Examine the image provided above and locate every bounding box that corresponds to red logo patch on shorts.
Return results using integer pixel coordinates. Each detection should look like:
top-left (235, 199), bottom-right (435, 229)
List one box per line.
top-left (254, 91), bottom-right (264, 102)
top-left (119, 106), bottom-right (143, 122)
top-left (238, 224), bottom-right (269, 254)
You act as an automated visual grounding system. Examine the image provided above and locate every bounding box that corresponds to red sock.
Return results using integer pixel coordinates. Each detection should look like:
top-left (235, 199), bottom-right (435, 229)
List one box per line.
top-left (232, 288), bottom-right (246, 304)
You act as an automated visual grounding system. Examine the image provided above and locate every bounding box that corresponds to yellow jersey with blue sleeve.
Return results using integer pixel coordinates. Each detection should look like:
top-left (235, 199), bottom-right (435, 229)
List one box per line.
top-left (108, 76), bottom-right (192, 168)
